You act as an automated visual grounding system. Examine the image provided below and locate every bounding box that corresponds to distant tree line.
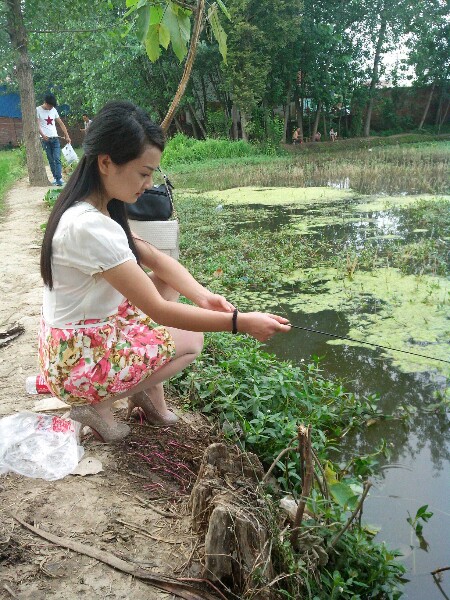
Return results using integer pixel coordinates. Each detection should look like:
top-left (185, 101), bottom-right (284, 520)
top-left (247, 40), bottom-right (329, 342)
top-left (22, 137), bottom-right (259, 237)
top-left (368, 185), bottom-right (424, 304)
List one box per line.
top-left (1, 0), bottom-right (448, 147)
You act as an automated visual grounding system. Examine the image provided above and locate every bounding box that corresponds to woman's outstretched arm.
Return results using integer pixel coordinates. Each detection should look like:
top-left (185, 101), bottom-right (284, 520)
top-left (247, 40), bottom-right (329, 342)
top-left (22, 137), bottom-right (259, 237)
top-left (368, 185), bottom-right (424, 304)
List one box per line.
top-left (102, 259), bottom-right (290, 342)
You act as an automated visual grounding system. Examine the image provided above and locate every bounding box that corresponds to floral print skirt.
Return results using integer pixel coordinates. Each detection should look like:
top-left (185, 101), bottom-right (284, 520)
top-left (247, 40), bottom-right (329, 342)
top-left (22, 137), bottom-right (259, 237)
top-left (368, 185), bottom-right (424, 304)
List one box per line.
top-left (39, 299), bottom-right (175, 406)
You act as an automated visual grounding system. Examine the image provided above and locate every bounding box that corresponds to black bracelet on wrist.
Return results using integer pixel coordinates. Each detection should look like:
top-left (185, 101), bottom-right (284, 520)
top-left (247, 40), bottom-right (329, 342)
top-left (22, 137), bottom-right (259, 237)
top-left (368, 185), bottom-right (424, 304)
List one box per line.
top-left (232, 308), bottom-right (238, 334)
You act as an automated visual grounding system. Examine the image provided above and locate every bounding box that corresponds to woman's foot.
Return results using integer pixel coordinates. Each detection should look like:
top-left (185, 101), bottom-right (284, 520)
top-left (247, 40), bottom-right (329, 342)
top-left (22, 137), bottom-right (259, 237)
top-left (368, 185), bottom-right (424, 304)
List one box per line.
top-left (127, 391), bottom-right (179, 427)
top-left (70, 404), bottom-right (130, 443)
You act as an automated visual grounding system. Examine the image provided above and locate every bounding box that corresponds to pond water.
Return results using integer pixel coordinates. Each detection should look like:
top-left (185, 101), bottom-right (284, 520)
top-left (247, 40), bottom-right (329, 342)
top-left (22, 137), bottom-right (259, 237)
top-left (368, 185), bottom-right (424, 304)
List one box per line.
top-left (208, 188), bottom-right (450, 599)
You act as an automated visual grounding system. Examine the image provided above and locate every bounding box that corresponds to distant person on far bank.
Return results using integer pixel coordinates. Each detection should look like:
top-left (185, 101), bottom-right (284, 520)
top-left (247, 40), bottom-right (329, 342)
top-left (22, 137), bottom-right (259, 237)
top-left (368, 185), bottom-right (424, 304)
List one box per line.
top-left (314, 131), bottom-right (321, 142)
top-left (80, 114), bottom-right (92, 133)
top-left (329, 128), bottom-right (337, 142)
top-left (292, 127), bottom-right (302, 145)
top-left (37, 94), bottom-right (71, 186)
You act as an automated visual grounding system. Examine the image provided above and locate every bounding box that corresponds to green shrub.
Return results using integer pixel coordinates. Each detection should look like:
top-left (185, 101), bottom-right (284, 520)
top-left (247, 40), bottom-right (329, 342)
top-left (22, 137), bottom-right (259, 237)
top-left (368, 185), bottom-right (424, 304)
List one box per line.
top-left (169, 333), bottom-right (405, 598)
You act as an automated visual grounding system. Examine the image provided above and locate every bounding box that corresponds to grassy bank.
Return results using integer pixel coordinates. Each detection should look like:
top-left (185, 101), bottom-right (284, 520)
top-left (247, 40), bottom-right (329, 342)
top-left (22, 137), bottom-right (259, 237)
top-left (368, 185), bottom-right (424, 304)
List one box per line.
top-left (0, 150), bottom-right (25, 213)
top-left (168, 139), bottom-right (450, 195)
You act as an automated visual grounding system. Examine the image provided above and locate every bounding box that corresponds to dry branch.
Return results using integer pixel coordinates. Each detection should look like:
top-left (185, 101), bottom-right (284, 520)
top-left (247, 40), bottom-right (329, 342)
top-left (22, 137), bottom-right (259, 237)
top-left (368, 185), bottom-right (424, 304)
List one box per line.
top-left (291, 425), bottom-right (313, 547)
top-left (261, 436), bottom-right (297, 484)
top-left (0, 323), bottom-right (25, 348)
top-left (10, 513), bottom-right (220, 600)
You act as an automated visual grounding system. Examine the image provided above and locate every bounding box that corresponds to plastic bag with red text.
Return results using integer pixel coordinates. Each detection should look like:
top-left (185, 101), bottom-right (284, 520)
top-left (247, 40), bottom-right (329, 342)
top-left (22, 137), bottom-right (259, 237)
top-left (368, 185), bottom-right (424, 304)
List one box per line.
top-left (0, 412), bottom-right (84, 480)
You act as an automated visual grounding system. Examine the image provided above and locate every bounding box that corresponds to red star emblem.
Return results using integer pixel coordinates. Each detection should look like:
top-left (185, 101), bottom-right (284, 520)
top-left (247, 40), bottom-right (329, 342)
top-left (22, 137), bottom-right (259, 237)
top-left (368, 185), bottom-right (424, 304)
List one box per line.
top-left (45, 116), bottom-right (53, 125)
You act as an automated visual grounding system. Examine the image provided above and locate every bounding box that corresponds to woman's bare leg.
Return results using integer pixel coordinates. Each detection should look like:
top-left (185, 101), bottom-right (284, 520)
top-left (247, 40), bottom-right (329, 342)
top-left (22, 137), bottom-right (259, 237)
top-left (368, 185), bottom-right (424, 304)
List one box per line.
top-left (92, 272), bottom-right (195, 423)
top-left (94, 327), bottom-right (203, 424)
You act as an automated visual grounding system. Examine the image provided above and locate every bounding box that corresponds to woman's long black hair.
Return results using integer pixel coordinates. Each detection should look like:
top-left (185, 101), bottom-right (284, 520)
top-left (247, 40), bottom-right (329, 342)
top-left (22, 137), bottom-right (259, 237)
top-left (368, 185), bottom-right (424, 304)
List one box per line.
top-left (40, 101), bottom-right (165, 289)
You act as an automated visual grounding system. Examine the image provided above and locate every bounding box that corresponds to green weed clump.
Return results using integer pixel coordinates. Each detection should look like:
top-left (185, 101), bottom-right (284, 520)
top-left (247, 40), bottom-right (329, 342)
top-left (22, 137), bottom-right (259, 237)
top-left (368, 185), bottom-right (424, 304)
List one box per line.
top-left (43, 188), bottom-right (62, 208)
top-left (162, 133), bottom-right (270, 167)
top-left (0, 150), bottom-right (25, 212)
top-left (172, 333), bottom-right (378, 470)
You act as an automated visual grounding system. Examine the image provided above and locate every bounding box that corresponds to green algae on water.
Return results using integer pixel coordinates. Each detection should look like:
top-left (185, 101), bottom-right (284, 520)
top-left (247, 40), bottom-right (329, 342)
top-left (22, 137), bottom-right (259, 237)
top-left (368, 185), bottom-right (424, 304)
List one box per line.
top-left (353, 194), bottom-right (450, 214)
top-left (191, 186), bottom-right (354, 206)
top-left (283, 267), bottom-right (449, 374)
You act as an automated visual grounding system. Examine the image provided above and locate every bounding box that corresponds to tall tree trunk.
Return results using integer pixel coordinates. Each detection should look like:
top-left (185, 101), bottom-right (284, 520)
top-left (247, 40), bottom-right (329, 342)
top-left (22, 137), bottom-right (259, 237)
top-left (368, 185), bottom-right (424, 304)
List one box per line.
top-left (5, 0), bottom-right (49, 186)
top-left (438, 100), bottom-right (449, 133)
top-left (187, 102), bottom-right (206, 138)
top-left (200, 75), bottom-right (208, 120)
top-left (435, 85), bottom-right (445, 126)
top-left (231, 104), bottom-right (239, 140)
top-left (282, 82), bottom-right (292, 144)
top-left (311, 100), bottom-right (322, 139)
top-left (240, 111), bottom-right (249, 141)
top-left (161, 0), bottom-right (205, 133)
top-left (363, 14), bottom-right (387, 137)
top-left (187, 104), bottom-right (200, 138)
top-left (322, 111), bottom-right (327, 138)
top-left (418, 83), bottom-right (435, 129)
top-left (191, 82), bottom-right (206, 122)
top-left (342, 95), bottom-right (348, 137)
top-left (173, 116), bottom-right (184, 133)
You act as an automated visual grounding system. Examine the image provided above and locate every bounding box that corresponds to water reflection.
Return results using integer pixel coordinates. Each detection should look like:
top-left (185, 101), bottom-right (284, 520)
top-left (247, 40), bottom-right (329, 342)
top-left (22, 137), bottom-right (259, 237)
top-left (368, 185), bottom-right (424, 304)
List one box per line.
top-left (266, 307), bottom-right (450, 473)
top-left (327, 177), bottom-right (351, 189)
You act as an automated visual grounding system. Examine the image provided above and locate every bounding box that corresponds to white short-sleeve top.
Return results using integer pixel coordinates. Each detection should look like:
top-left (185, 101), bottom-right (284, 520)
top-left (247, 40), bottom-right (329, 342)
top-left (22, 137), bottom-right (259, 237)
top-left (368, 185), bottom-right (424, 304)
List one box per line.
top-left (36, 106), bottom-right (60, 138)
top-left (43, 202), bottom-right (136, 328)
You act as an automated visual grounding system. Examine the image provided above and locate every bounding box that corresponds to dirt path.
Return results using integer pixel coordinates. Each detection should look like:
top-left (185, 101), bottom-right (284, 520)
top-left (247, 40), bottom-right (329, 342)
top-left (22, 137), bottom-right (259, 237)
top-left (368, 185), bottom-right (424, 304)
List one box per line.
top-left (0, 176), bottom-right (211, 599)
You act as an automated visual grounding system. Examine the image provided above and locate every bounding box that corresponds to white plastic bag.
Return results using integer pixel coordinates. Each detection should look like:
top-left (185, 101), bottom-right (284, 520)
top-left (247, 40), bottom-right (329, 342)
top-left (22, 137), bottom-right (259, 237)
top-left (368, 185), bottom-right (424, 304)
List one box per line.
top-left (61, 143), bottom-right (78, 164)
top-left (0, 412), bottom-right (84, 481)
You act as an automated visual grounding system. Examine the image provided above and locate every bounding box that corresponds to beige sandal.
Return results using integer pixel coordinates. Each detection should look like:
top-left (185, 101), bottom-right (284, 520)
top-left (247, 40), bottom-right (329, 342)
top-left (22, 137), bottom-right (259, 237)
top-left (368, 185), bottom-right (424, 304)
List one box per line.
top-left (127, 393), bottom-right (179, 427)
top-left (70, 405), bottom-right (131, 443)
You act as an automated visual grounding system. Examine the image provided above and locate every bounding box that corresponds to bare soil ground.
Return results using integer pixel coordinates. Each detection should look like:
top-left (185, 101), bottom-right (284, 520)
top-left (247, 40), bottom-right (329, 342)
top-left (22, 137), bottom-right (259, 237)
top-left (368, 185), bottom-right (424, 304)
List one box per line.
top-left (0, 175), bottom-right (217, 599)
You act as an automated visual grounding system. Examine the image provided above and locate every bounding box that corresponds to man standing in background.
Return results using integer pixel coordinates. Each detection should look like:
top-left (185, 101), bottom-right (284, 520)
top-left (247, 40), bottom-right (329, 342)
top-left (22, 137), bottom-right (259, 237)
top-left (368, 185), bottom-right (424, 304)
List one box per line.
top-left (80, 113), bottom-right (92, 133)
top-left (36, 94), bottom-right (71, 186)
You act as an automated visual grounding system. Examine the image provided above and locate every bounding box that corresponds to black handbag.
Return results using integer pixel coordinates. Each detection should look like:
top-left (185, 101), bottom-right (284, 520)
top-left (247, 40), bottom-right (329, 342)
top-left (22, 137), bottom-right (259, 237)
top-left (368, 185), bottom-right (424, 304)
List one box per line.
top-left (126, 175), bottom-right (174, 221)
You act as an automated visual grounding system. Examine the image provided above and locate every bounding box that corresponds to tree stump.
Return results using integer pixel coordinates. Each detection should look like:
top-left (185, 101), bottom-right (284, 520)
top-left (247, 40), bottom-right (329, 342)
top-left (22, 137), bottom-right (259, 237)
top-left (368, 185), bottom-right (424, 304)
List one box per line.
top-left (189, 443), bottom-right (275, 599)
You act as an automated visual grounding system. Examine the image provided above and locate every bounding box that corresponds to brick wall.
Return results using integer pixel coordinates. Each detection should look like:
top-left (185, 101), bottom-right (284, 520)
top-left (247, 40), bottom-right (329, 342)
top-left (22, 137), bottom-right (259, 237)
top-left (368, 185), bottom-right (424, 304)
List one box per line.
top-left (0, 118), bottom-right (23, 148)
top-left (0, 119), bottom-right (86, 149)
top-left (369, 86), bottom-right (446, 130)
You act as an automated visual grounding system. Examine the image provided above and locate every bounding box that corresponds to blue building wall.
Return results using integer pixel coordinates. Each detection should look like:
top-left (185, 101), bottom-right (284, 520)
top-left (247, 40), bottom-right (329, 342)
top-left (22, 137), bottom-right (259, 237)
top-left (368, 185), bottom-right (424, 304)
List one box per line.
top-left (0, 90), bottom-right (21, 118)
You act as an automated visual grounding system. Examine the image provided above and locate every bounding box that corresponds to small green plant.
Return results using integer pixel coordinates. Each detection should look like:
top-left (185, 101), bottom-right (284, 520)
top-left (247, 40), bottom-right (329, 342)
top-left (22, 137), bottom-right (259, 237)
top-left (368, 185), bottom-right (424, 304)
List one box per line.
top-left (43, 188), bottom-right (61, 208)
top-left (407, 504), bottom-right (433, 538)
top-left (17, 142), bottom-right (27, 167)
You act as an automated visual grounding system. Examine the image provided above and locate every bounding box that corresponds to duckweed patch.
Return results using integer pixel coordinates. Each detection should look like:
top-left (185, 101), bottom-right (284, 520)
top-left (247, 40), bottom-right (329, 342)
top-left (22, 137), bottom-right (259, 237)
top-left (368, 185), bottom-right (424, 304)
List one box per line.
top-left (190, 185), bottom-right (354, 206)
top-left (283, 267), bottom-right (449, 374)
top-left (178, 192), bottom-right (450, 377)
top-left (354, 194), bottom-right (450, 213)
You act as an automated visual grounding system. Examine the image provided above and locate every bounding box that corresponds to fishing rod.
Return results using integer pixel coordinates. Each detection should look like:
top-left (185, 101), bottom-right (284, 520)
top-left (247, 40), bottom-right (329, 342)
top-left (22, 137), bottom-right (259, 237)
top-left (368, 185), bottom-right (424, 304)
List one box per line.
top-left (287, 323), bottom-right (450, 364)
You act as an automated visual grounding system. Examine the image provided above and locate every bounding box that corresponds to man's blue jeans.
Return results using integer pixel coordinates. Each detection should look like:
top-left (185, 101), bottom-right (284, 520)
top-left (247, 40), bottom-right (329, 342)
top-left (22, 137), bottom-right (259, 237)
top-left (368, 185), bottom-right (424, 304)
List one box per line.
top-left (42, 137), bottom-right (62, 181)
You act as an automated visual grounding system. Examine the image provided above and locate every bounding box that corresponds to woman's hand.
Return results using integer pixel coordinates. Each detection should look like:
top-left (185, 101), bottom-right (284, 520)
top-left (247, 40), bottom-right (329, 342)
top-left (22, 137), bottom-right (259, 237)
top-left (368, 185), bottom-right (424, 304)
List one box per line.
top-left (196, 292), bottom-right (235, 313)
top-left (238, 312), bottom-right (291, 342)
